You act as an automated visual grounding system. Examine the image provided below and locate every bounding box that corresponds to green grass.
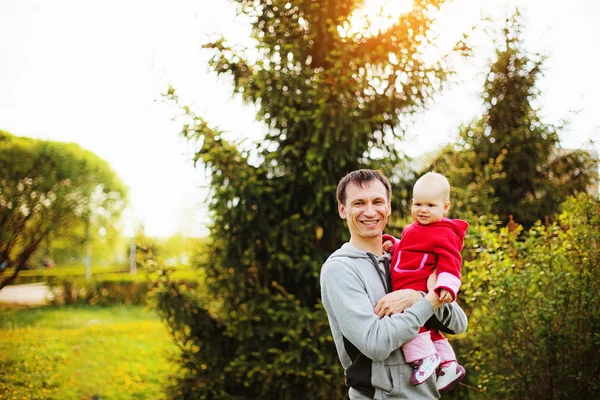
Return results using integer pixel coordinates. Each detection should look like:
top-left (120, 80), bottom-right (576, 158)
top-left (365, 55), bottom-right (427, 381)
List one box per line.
top-left (0, 304), bottom-right (179, 400)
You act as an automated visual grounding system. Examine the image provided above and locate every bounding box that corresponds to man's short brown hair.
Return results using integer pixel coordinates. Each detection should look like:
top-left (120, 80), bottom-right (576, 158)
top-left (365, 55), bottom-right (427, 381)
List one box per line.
top-left (336, 169), bottom-right (392, 205)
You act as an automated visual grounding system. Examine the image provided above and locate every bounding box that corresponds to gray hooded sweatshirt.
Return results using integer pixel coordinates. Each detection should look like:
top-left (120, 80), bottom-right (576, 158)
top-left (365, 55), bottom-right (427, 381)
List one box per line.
top-left (320, 243), bottom-right (468, 399)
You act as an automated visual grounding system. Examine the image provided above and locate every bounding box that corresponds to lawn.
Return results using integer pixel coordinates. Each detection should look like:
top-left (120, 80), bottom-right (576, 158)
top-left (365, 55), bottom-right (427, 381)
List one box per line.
top-left (0, 304), bottom-right (179, 400)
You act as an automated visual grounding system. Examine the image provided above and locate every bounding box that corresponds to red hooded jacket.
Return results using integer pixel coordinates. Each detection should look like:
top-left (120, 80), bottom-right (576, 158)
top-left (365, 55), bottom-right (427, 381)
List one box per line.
top-left (383, 217), bottom-right (468, 301)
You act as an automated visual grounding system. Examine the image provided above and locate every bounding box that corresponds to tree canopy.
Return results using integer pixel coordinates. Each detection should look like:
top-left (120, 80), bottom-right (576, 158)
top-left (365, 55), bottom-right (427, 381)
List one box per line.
top-left (429, 11), bottom-right (598, 227)
top-left (0, 130), bottom-right (127, 289)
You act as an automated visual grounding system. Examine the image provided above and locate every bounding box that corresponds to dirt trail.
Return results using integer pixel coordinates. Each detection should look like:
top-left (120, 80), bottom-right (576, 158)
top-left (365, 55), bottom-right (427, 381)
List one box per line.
top-left (0, 282), bottom-right (53, 305)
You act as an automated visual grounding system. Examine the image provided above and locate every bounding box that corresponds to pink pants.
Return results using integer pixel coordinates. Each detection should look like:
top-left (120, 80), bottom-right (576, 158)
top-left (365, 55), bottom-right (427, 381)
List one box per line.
top-left (402, 327), bottom-right (456, 363)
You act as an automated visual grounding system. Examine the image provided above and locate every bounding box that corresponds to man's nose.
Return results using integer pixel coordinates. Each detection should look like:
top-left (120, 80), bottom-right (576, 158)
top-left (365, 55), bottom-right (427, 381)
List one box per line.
top-left (364, 203), bottom-right (376, 215)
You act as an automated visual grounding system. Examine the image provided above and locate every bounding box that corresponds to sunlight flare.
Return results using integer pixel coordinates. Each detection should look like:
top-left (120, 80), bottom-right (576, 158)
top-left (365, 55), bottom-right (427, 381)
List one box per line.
top-left (339, 0), bottom-right (414, 38)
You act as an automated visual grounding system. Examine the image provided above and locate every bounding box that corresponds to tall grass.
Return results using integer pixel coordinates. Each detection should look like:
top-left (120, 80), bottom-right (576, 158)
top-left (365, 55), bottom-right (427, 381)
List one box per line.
top-left (0, 304), bottom-right (178, 400)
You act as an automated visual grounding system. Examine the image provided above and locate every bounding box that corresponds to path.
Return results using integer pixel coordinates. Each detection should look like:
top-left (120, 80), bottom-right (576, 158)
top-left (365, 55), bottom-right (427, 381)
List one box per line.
top-left (0, 282), bottom-right (53, 305)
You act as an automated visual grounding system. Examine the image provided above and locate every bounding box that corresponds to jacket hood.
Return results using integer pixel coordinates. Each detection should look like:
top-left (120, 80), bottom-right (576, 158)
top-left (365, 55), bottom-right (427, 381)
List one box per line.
top-left (326, 242), bottom-right (374, 262)
top-left (437, 217), bottom-right (469, 240)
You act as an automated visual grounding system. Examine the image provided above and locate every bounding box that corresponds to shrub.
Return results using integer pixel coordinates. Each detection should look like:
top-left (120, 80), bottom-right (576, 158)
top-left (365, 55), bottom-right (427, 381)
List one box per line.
top-left (459, 194), bottom-right (600, 399)
top-left (47, 273), bottom-right (201, 306)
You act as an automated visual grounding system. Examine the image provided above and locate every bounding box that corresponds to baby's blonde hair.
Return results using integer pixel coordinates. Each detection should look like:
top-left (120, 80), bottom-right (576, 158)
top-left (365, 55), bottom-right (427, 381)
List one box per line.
top-left (414, 172), bottom-right (451, 202)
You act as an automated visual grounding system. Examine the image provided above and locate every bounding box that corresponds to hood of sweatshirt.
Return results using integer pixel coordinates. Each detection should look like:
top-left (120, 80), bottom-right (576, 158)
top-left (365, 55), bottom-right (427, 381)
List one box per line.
top-left (324, 242), bottom-right (393, 294)
top-left (327, 242), bottom-right (396, 260)
top-left (326, 242), bottom-right (374, 262)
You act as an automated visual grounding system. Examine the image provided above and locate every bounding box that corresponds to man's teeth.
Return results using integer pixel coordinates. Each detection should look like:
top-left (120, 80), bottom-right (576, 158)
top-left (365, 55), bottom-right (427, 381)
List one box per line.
top-left (363, 221), bottom-right (377, 225)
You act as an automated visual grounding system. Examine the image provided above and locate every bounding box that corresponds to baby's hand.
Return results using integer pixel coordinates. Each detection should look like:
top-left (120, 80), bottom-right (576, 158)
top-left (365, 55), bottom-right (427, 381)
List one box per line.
top-left (439, 289), bottom-right (453, 304)
top-left (382, 240), bottom-right (394, 253)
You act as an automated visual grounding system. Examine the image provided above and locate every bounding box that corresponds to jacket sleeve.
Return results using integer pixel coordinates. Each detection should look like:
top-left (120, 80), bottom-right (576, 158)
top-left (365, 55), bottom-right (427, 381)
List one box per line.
top-left (432, 234), bottom-right (463, 301)
top-left (425, 300), bottom-right (468, 335)
top-left (320, 259), bottom-right (434, 362)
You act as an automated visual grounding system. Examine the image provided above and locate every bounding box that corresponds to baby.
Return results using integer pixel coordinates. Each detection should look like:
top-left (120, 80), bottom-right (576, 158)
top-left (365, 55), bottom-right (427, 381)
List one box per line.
top-left (383, 172), bottom-right (468, 392)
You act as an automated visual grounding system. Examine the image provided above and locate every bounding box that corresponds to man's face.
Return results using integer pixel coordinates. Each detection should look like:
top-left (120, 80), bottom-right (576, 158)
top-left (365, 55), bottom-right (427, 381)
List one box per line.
top-left (338, 180), bottom-right (391, 241)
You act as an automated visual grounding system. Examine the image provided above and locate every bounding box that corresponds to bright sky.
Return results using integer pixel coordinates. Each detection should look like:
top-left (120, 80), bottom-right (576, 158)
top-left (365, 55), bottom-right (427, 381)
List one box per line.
top-left (1, 0), bottom-right (598, 237)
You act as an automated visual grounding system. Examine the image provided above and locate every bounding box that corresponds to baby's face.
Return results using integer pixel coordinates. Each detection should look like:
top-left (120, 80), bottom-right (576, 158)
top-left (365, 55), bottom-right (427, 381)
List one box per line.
top-left (411, 182), bottom-right (449, 225)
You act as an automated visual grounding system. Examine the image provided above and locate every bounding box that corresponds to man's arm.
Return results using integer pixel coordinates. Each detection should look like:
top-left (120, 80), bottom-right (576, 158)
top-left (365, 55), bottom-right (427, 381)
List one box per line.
top-left (320, 259), bottom-right (437, 362)
top-left (374, 287), bottom-right (468, 335)
top-left (427, 301), bottom-right (468, 335)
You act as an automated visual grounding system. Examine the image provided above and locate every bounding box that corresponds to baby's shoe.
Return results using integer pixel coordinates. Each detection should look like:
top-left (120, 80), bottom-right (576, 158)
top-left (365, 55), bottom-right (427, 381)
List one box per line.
top-left (409, 353), bottom-right (441, 385)
top-left (436, 360), bottom-right (466, 392)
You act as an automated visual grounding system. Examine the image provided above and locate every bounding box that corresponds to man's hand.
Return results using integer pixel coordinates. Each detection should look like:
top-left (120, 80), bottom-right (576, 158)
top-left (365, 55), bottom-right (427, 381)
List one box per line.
top-left (424, 291), bottom-right (442, 310)
top-left (374, 289), bottom-right (422, 318)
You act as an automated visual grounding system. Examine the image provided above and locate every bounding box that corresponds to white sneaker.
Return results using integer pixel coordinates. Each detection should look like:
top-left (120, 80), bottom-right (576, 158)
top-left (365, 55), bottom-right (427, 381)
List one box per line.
top-left (409, 354), bottom-right (441, 385)
top-left (436, 361), bottom-right (466, 392)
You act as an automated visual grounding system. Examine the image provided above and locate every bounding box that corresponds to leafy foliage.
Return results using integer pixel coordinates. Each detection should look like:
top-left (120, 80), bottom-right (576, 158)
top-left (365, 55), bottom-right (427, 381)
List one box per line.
top-left (428, 11), bottom-right (597, 227)
top-left (459, 194), bottom-right (600, 399)
top-left (0, 130), bottom-right (127, 289)
top-left (153, 0), bottom-right (463, 398)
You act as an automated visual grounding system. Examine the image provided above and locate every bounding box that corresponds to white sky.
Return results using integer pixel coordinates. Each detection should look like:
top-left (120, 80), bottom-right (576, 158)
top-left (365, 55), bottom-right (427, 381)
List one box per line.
top-left (1, 0), bottom-right (598, 237)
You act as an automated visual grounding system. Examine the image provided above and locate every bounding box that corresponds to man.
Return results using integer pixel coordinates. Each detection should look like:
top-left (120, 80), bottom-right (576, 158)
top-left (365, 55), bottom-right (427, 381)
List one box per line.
top-left (320, 169), bottom-right (468, 399)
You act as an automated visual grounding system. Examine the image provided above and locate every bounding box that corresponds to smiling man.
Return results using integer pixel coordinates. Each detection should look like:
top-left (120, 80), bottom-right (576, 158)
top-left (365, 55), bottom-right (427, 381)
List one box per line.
top-left (320, 169), bottom-right (468, 399)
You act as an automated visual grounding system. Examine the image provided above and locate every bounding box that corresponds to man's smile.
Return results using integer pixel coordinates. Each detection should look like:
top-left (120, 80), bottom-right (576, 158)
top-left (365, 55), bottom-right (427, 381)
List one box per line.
top-left (361, 220), bottom-right (380, 225)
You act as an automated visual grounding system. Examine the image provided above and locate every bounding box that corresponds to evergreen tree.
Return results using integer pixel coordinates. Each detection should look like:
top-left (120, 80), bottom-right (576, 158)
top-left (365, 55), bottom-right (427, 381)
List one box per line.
top-left (153, 1), bottom-right (463, 398)
top-left (432, 10), bottom-right (597, 227)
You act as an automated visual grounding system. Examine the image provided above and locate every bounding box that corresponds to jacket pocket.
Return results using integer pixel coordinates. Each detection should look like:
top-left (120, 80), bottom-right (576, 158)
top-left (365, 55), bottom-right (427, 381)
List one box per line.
top-left (383, 364), bottom-right (404, 397)
top-left (371, 351), bottom-right (407, 398)
top-left (393, 251), bottom-right (434, 273)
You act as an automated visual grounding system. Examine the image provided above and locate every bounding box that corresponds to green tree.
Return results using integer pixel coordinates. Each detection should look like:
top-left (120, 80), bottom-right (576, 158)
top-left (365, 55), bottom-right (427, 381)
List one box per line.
top-left (458, 194), bottom-right (600, 399)
top-left (152, 0), bottom-right (465, 398)
top-left (0, 130), bottom-right (127, 289)
top-left (430, 11), bottom-right (597, 227)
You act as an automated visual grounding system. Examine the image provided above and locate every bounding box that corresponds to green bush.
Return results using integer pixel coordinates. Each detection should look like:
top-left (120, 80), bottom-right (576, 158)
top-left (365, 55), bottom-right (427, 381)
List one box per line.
top-left (47, 272), bottom-right (201, 306)
top-left (47, 276), bottom-right (150, 305)
top-left (459, 194), bottom-right (600, 399)
top-left (5, 264), bottom-right (128, 285)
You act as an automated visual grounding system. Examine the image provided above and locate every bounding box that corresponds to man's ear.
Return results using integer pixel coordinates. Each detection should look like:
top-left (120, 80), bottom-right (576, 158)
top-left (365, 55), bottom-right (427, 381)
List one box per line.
top-left (387, 202), bottom-right (392, 216)
top-left (338, 202), bottom-right (347, 219)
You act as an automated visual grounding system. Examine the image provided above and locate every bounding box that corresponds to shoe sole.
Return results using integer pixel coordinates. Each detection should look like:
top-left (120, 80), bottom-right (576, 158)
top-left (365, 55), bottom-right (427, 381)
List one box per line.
top-left (438, 368), bottom-right (466, 392)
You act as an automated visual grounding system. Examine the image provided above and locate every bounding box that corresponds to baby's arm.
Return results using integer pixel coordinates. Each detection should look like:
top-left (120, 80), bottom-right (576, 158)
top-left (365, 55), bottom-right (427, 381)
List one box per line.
top-left (433, 235), bottom-right (463, 302)
top-left (428, 269), bottom-right (452, 303)
top-left (381, 234), bottom-right (398, 254)
top-left (382, 240), bottom-right (394, 252)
